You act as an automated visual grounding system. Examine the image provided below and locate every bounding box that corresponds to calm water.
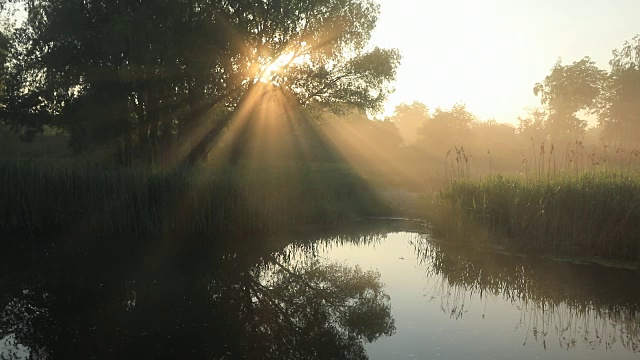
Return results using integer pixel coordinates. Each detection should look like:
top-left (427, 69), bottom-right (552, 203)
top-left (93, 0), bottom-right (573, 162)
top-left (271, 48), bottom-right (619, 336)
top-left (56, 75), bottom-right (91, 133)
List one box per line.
top-left (2, 222), bottom-right (639, 359)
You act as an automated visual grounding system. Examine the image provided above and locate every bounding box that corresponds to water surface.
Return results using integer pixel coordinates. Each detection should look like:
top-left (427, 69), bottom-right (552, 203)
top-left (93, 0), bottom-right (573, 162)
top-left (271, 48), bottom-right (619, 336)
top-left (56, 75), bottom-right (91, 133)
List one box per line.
top-left (317, 231), bottom-right (639, 359)
top-left (1, 222), bottom-right (639, 359)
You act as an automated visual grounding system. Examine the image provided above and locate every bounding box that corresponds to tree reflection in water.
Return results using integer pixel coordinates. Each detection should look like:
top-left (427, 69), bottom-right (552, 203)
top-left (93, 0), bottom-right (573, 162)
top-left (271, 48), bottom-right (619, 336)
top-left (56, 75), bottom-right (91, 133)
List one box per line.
top-left (415, 238), bottom-right (640, 353)
top-left (0, 228), bottom-right (396, 360)
top-left (4, 223), bottom-right (638, 359)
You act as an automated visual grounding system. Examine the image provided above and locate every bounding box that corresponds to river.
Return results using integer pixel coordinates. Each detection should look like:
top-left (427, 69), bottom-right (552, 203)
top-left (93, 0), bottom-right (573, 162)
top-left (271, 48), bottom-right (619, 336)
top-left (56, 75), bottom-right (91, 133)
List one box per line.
top-left (2, 221), bottom-right (639, 359)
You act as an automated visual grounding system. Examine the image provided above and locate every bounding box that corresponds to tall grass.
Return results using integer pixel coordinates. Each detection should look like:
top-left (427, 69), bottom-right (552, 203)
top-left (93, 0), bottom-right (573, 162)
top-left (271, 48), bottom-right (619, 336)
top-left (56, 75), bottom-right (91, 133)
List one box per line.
top-left (0, 161), bottom-right (388, 235)
top-left (424, 172), bottom-right (640, 261)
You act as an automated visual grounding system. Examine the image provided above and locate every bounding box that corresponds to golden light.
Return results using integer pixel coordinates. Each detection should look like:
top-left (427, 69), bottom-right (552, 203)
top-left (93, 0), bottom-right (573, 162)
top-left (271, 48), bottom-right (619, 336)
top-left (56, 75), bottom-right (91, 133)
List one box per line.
top-left (258, 45), bottom-right (308, 84)
top-left (258, 53), bottom-right (292, 83)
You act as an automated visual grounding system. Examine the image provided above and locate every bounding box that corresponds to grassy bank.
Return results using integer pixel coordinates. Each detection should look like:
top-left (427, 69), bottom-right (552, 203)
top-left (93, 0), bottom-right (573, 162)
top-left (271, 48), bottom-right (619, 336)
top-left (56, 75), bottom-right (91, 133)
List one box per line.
top-left (424, 172), bottom-right (640, 262)
top-left (1, 161), bottom-right (390, 235)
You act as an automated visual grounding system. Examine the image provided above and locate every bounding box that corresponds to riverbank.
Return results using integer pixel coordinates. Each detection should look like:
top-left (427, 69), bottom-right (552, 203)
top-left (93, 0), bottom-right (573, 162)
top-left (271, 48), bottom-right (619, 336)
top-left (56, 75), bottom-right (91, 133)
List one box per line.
top-left (423, 172), bottom-right (640, 262)
top-left (1, 161), bottom-right (395, 235)
top-left (6, 160), bottom-right (640, 264)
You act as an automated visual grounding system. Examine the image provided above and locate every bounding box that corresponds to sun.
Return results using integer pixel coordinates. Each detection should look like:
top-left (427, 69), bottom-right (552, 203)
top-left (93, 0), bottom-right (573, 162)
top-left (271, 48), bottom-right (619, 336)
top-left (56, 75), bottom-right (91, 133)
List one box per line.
top-left (259, 53), bottom-right (294, 83)
top-left (258, 46), bottom-right (308, 84)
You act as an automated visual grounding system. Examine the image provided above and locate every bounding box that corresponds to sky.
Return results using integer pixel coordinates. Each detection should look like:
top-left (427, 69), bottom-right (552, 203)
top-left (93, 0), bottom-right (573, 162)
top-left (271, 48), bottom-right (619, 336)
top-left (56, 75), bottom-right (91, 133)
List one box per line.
top-left (8, 1), bottom-right (639, 127)
top-left (369, 0), bottom-right (640, 125)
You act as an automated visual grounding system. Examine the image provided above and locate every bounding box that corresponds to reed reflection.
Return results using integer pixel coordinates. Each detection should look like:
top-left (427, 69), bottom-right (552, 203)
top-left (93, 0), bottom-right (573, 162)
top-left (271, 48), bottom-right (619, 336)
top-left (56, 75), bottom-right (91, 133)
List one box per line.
top-left (415, 238), bottom-right (640, 352)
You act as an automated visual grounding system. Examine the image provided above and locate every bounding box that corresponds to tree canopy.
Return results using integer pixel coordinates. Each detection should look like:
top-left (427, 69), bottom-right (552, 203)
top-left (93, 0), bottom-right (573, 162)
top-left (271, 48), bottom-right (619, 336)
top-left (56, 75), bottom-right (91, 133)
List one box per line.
top-left (0, 0), bottom-right (400, 163)
top-left (531, 37), bottom-right (640, 145)
top-left (533, 57), bottom-right (606, 141)
top-left (598, 35), bottom-right (640, 143)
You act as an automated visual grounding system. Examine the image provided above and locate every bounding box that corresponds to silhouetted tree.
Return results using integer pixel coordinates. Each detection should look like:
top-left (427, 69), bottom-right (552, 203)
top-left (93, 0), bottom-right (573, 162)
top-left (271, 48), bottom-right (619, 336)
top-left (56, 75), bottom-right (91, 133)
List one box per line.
top-left (533, 57), bottom-right (605, 142)
top-left (598, 35), bottom-right (640, 144)
top-left (1, 0), bottom-right (400, 164)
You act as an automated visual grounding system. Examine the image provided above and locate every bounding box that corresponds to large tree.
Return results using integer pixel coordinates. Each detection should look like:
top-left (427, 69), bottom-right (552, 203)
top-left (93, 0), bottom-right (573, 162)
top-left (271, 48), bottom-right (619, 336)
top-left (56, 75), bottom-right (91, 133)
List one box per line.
top-left (533, 57), bottom-right (606, 141)
top-left (1, 0), bottom-right (400, 164)
top-left (598, 35), bottom-right (640, 144)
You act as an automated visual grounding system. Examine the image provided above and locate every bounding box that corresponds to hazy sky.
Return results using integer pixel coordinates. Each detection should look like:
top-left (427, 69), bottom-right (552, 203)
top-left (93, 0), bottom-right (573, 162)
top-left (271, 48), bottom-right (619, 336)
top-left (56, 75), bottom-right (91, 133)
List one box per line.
top-left (369, 0), bottom-right (640, 125)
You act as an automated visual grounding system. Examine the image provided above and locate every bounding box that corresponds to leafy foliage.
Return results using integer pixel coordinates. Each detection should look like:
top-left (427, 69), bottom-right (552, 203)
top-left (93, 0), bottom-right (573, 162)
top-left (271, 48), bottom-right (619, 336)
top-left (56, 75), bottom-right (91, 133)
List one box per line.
top-left (598, 35), bottom-right (640, 143)
top-left (533, 57), bottom-right (606, 140)
top-left (0, 0), bottom-right (400, 163)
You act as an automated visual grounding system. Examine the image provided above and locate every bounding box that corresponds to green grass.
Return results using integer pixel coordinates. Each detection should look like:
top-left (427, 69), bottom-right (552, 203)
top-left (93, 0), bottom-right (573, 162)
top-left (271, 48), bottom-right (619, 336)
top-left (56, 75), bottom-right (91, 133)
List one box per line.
top-left (423, 172), bottom-right (640, 261)
top-left (0, 161), bottom-right (389, 235)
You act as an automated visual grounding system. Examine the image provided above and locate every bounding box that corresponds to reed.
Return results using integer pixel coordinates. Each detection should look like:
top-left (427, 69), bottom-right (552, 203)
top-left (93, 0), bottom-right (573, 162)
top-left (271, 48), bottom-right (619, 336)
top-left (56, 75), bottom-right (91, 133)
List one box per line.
top-left (0, 161), bottom-right (388, 235)
top-left (424, 172), bottom-right (640, 261)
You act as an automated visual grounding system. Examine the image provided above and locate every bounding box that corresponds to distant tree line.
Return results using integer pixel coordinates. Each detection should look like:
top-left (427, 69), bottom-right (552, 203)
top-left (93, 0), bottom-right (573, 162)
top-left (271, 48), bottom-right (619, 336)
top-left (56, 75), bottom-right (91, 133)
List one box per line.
top-left (527, 36), bottom-right (640, 145)
top-left (379, 35), bottom-right (640, 175)
top-left (386, 35), bottom-right (640, 151)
